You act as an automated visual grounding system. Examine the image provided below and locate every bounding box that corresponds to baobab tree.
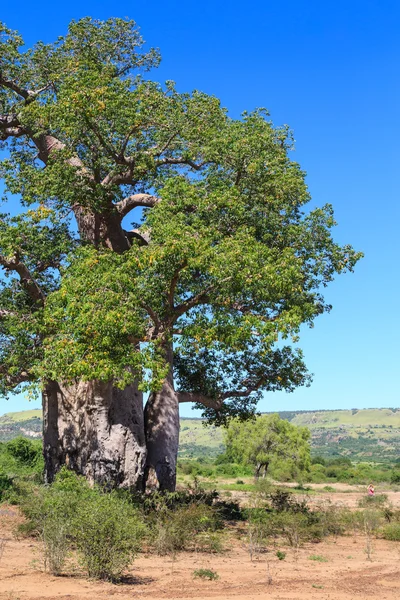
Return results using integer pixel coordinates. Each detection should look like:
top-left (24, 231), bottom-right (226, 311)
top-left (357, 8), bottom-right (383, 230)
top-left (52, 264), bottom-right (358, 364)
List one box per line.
top-left (0, 18), bottom-right (362, 490)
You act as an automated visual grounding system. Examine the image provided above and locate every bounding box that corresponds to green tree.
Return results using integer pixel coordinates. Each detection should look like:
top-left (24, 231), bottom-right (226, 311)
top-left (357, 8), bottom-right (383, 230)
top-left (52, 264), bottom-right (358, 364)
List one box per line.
top-left (0, 18), bottom-right (361, 491)
top-left (225, 414), bottom-right (311, 478)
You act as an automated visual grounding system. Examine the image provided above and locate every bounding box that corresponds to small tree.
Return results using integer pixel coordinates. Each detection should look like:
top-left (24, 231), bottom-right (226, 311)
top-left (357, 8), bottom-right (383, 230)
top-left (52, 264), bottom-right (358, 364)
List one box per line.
top-left (224, 414), bottom-right (311, 479)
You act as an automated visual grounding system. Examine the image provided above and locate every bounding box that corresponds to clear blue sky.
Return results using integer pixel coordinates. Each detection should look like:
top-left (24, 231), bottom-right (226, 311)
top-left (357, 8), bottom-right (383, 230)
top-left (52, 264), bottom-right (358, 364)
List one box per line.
top-left (1, 0), bottom-right (399, 416)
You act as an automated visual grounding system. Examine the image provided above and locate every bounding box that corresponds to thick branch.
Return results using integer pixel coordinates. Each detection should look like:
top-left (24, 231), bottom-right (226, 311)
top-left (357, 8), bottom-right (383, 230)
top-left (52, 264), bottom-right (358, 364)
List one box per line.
top-left (125, 228), bottom-right (151, 246)
top-left (177, 391), bottom-right (223, 410)
top-left (0, 113), bottom-right (26, 140)
top-left (116, 194), bottom-right (160, 218)
top-left (177, 375), bottom-right (265, 410)
top-left (0, 255), bottom-right (45, 305)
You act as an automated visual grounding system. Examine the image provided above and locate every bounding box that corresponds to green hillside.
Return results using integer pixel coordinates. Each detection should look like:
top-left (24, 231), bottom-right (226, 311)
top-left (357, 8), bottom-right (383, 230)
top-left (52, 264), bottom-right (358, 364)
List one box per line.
top-left (0, 408), bottom-right (399, 462)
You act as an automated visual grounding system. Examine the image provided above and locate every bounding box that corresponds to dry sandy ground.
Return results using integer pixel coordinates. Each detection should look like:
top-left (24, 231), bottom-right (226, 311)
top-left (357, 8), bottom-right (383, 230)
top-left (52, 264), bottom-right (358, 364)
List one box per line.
top-left (0, 502), bottom-right (400, 600)
top-left (226, 482), bottom-right (400, 510)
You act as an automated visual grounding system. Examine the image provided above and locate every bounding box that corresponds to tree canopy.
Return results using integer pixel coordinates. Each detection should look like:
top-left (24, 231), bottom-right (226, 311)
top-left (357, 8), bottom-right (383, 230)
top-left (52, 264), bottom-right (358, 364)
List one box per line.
top-left (224, 414), bottom-right (311, 478)
top-left (0, 17), bottom-right (362, 451)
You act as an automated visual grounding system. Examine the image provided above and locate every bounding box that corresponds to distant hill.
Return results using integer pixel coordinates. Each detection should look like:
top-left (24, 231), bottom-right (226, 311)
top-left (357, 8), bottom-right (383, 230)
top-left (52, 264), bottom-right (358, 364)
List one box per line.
top-left (0, 407), bottom-right (399, 462)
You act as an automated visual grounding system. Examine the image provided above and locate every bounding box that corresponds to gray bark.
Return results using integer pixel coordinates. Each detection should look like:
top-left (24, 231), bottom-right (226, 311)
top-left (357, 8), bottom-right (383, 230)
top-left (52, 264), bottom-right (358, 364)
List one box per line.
top-left (43, 379), bottom-right (147, 489)
top-left (144, 342), bottom-right (180, 491)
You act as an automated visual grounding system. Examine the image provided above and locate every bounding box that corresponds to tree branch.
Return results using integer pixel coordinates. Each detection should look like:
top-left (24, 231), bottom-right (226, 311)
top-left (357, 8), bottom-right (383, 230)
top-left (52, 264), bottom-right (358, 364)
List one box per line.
top-left (0, 366), bottom-right (32, 388)
top-left (172, 277), bottom-right (232, 321)
top-left (124, 228), bottom-right (151, 246)
top-left (155, 157), bottom-right (208, 170)
top-left (177, 375), bottom-right (266, 410)
top-left (116, 193), bottom-right (160, 218)
top-left (177, 391), bottom-right (223, 410)
top-left (168, 261), bottom-right (188, 309)
top-left (0, 113), bottom-right (26, 140)
top-left (0, 254), bottom-right (45, 305)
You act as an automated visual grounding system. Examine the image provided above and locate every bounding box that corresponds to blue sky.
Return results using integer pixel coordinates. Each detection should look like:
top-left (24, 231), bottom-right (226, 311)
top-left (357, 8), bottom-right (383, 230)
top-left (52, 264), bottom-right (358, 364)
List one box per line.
top-left (0, 1), bottom-right (399, 416)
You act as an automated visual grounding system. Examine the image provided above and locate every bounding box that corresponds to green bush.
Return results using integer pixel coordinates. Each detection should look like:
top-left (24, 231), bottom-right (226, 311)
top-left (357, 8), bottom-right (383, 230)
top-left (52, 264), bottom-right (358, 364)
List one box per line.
top-left (73, 491), bottom-right (144, 580)
top-left (19, 469), bottom-right (144, 580)
top-left (358, 493), bottom-right (388, 508)
top-left (149, 502), bottom-right (222, 555)
top-left (0, 471), bottom-right (13, 500)
top-left (391, 470), bottom-right (400, 484)
top-left (5, 437), bottom-right (41, 466)
top-left (193, 568), bottom-right (219, 580)
top-left (381, 523), bottom-right (400, 541)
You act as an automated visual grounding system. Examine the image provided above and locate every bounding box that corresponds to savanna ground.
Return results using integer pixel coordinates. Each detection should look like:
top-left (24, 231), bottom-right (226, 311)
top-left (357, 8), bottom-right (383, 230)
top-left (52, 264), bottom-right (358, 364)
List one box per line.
top-left (1, 482), bottom-right (399, 600)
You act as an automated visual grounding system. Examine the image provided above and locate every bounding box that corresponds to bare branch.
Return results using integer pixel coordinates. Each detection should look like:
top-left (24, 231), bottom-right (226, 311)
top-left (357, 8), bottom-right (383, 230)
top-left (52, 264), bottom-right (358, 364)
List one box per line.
top-left (177, 375), bottom-right (265, 411)
top-left (177, 391), bottom-right (223, 410)
top-left (116, 194), bottom-right (160, 218)
top-left (221, 375), bottom-right (266, 400)
top-left (124, 228), bottom-right (151, 246)
top-left (0, 254), bottom-right (45, 305)
top-left (0, 72), bottom-right (31, 99)
top-left (0, 113), bottom-right (26, 140)
top-left (155, 157), bottom-right (208, 170)
top-left (140, 303), bottom-right (161, 330)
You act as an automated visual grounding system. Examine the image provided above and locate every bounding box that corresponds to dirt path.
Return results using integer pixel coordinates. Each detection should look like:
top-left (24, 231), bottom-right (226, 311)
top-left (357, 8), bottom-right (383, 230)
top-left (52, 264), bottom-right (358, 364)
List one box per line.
top-left (0, 506), bottom-right (399, 600)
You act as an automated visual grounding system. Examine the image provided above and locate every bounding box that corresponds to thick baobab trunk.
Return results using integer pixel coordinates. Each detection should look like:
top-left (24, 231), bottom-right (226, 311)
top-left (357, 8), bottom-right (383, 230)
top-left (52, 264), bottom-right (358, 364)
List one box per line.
top-left (144, 342), bottom-right (180, 492)
top-left (42, 379), bottom-right (147, 489)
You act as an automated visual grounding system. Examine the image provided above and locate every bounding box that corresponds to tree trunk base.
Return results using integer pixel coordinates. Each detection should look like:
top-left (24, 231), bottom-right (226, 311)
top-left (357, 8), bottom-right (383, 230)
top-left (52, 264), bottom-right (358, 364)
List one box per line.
top-left (42, 380), bottom-right (147, 489)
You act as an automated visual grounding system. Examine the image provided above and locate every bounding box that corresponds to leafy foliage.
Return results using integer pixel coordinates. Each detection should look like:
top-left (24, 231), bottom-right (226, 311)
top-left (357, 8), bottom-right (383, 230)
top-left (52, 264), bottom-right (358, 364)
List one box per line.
top-left (224, 414), bottom-right (311, 477)
top-left (0, 17), bottom-right (361, 428)
top-left (19, 468), bottom-right (145, 580)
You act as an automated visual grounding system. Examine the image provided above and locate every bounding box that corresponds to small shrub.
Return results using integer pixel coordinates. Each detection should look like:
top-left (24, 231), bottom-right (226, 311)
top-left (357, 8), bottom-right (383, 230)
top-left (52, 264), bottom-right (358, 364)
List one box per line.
top-left (194, 531), bottom-right (224, 553)
top-left (214, 499), bottom-right (245, 521)
top-left (193, 568), bottom-right (219, 580)
top-left (73, 491), bottom-right (144, 581)
top-left (390, 471), bottom-right (400, 485)
top-left (276, 550), bottom-right (286, 560)
top-left (308, 554), bottom-right (328, 562)
top-left (0, 472), bottom-right (13, 500)
top-left (381, 523), bottom-right (400, 541)
top-left (358, 494), bottom-right (388, 508)
top-left (149, 502), bottom-right (221, 555)
top-left (5, 438), bottom-right (41, 467)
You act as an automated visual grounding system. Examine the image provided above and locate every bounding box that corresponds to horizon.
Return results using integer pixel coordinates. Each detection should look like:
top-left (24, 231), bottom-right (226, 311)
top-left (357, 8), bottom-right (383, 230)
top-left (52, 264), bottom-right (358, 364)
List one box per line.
top-left (1, 405), bottom-right (399, 421)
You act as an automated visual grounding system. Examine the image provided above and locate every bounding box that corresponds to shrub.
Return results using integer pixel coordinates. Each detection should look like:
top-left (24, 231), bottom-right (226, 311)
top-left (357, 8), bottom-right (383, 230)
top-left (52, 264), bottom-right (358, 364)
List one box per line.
top-left (381, 523), bottom-right (400, 541)
top-left (391, 470), bottom-right (400, 485)
top-left (247, 508), bottom-right (275, 559)
top-left (5, 438), bottom-right (41, 467)
top-left (358, 494), bottom-right (388, 508)
top-left (276, 550), bottom-right (286, 560)
top-left (308, 554), bottom-right (328, 562)
top-left (73, 491), bottom-right (144, 580)
top-left (19, 469), bottom-right (144, 580)
top-left (193, 568), bottom-right (219, 580)
top-left (0, 471), bottom-right (12, 500)
top-left (149, 502), bottom-right (222, 555)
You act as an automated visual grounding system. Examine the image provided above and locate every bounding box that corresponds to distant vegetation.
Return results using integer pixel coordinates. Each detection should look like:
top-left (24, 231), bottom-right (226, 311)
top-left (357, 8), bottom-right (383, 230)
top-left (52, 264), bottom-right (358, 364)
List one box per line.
top-left (2, 407), bottom-right (399, 464)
